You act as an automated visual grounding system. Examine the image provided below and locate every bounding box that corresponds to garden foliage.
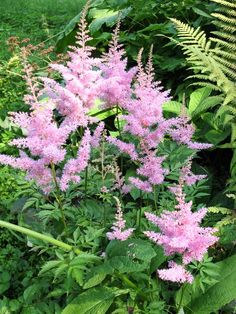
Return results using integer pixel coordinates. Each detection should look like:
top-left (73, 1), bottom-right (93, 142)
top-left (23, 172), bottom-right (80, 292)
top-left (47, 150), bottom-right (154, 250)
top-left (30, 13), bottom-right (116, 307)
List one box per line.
top-left (0, 1), bottom-right (235, 314)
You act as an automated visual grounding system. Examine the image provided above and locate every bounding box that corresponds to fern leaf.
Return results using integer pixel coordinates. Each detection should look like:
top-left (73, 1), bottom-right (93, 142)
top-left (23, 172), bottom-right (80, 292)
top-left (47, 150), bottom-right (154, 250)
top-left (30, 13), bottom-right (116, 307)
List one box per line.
top-left (208, 207), bottom-right (232, 215)
top-left (211, 31), bottom-right (236, 43)
top-left (210, 37), bottom-right (236, 50)
top-left (212, 49), bottom-right (236, 61)
top-left (212, 13), bottom-right (236, 25)
top-left (211, 0), bottom-right (236, 8)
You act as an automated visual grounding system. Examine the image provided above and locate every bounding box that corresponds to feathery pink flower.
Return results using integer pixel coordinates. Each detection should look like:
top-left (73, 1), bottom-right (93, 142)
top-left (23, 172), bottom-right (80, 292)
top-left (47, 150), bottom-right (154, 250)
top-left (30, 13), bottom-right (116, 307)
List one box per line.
top-left (158, 261), bottom-right (194, 283)
top-left (107, 197), bottom-right (134, 241)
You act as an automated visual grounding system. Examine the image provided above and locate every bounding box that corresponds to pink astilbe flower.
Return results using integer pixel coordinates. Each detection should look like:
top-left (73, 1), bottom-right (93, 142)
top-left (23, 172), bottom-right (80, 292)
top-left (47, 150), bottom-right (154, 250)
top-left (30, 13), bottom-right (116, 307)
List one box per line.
top-left (144, 170), bottom-right (218, 283)
top-left (59, 129), bottom-right (91, 191)
top-left (42, 2), bottom-right (102, 128)
top-left (181, 158), bottom-right (207, 186)
top-left (129, 177), bottom-right (152, 193)
top-left (137, 153), bottom-right (167, 185)
top-left (169, 115), bottom-right (212, 150)
top-left (99, 20), bottom-right (137, 107)
top-left (158, 261), bottom-right (194, 284)
top-left (107, 136), bottom-right (138, 160)
top-left (122, 48), bottom-right (170, 138)
top-left (91, 122), bottom-right (105, 148)
top-left (107, 197), bottom-right (134, 241)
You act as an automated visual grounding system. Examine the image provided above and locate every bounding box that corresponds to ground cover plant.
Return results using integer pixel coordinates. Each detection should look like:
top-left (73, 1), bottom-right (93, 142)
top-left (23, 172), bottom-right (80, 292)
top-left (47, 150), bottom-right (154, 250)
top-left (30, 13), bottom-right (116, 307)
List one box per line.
top-left (0, 1), bottom-right (236, 314)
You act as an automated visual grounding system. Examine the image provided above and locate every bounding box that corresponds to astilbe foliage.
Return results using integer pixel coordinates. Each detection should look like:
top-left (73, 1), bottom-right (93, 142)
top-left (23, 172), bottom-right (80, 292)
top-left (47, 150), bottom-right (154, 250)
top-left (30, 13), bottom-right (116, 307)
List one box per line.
top-left (0, 3), bottom-right (217, 284)
top-left (144, 162), bottom-right (218, 283)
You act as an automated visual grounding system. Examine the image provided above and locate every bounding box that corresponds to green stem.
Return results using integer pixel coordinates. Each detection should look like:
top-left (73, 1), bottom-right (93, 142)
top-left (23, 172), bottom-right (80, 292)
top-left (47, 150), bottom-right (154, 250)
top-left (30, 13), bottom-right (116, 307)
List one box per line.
top-left (138, 190), bottom-right (143, 231)
top-left (119, 274), bottom-right (138, 290)
top-left (50, 163), bottom-right (67, 234)
top-left (153, 185), bottom-right (159, 214)
top-left (85, 166), bottom-right (88, 197)
top-left (0, 220), bottom-right (81, 254)
top-left (176, 284), bottom-right (186, 313)
top-left (116, 105), bottom-right (123, 172)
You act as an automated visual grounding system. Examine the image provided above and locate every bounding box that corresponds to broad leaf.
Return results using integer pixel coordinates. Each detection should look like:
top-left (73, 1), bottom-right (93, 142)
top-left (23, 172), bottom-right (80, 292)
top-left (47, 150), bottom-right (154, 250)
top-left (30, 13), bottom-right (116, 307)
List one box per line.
top-left (62, 287), bottom-right (128, 314)
top-left (188, 87), bottom-right (212, 115)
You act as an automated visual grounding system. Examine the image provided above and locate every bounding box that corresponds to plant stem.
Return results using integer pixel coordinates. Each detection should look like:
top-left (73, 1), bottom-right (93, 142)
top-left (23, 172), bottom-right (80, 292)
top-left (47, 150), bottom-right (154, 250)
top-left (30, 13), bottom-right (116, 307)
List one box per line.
top-left (50, 163), bottom-right (68, 234)
top-left (85, 165), bottom-right (88, 197)
top-left (153, 185), bottom-right (159, 214)
top-left (138, 190), bottom-right (143, 231)
top-left (176, 284), bottom-right (186, 313)
top-left (0, 220), bottom-right (81, 254)
top-left (116, 105), bottom-right (124, 172)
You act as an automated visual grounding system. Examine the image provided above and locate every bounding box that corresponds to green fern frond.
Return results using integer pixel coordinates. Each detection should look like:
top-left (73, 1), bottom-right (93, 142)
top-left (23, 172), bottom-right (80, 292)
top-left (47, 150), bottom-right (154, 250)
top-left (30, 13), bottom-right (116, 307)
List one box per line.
top-left (212, 49), bottom-right (236, 61)
top-left (213, 21), bottom-right (236, 32)
top-left (171, 16), bottom-right (236, 106)
top-left (208, 207), bottom-right (232, 214)
top-left (170, 19), bottom-right (209, 51)
top-left (211, 32), bottom-right (236, 43)
top-left (216, 217), bottom-right (236, 228)
top-left (189, 82), bottom-right (222, 91)
top-left (217, 105), bottom-right (236, 117)
top-left (211, 37), bottom-right (236, 50)
top-left (212, 13), bottom-right (236, 25)
top-left (213, 55), bottom-right (236, 72)
top-left (208, 206), bottom-right (236, 228)
top-left (211, 0), bottom-right (236, 8)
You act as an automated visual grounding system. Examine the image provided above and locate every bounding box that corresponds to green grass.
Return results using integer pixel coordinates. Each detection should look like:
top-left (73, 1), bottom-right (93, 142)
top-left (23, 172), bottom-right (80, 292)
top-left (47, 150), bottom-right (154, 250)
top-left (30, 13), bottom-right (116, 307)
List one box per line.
top-left (0, 0), bottom-right (86, 59)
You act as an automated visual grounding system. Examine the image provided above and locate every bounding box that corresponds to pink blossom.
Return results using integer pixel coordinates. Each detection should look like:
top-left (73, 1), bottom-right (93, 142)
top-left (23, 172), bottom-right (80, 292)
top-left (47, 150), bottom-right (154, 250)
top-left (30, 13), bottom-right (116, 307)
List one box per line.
top-left (91, 122), bottom-right (105, 148)
top-left (158, 261), bottom-right (194, 283)
top-left (99, 21), bottom-right (137, 107)
top-left (129, 177), bottom-right (152, 192)
top-left (59, 129), bottom-right (91, 191)
top-left (107, 136), bottom-right (138, 160)
top-left (144, 185), bottom-right (218, 266)
top-left (107, 197), bottom-right (134, 241)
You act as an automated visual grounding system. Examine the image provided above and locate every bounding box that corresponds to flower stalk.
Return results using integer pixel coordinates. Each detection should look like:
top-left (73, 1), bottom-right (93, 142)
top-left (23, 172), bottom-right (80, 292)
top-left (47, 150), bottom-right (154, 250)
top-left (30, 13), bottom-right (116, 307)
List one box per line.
top-left (0, 220), bottom-right (81, 254)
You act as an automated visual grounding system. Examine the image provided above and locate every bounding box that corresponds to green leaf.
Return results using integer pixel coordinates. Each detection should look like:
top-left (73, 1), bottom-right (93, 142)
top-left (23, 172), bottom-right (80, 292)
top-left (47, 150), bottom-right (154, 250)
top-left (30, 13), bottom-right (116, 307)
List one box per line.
top-left (23, 283), bottom-right (43, 303)
top-left (109, 256), bottom-right (147, 273)
top-left (83, 272), bottom-right (107, 289)
top-left (188, 87), bottom-right (212, 115)
top-left (106, 239), bottom-right (156, 262)
top-left (184, 255), bottom-right (236, 314)
top-left (62, 287), bottom-right (128, 314)
top-left (205, 129), bottom-right (230, 145)
top-left (39, 260), bottom-right (62, 276)
top-left (192, 7), bottom-right (212, 18)
top-left (89, 8), bottom-right (131, 34)
top-left (191, 96), bottom-right (223, 118)
top-left (162, 101), bottom-right (183, 115)
top-left (0, 271), bottom-right (10, 294)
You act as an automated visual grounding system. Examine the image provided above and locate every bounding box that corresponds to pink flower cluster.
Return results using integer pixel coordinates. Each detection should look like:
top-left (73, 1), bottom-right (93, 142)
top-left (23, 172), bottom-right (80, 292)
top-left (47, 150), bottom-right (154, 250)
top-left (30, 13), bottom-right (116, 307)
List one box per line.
top-left (103, 45), bottom-right (212, 193)
top-left (0, 4), bottom-right (104, 193)
top-left (107, 197), bottom-right (134, 241)
top-left (144, 165), bottom-right (218, 283)
top-left (0, 2), bottom-right (211, 194)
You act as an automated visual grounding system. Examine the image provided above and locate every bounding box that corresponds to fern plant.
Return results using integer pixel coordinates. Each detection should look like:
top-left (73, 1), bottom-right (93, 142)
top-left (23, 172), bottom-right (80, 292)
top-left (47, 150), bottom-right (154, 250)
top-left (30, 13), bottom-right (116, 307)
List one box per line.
top-left (170, 0), bottom-right (236, 195)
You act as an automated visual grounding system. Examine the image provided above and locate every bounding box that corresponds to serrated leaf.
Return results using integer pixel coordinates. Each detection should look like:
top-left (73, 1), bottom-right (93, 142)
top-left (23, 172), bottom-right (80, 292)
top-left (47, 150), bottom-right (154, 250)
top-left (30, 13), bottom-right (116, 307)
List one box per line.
top-left (39, 260), bottom-right (62, 276)
top-left (188, 87), bottom-right (212, 115)
top-left (106, 239), bottom-right (156, 262)
top-left (162, 101), bottom-right (183, 115)
top-left (180, 255), bottom-right (236, 314)
top-left (62, 287), bottom-right (128, 314)
top-left (83, 272), bottom-right (107, 289)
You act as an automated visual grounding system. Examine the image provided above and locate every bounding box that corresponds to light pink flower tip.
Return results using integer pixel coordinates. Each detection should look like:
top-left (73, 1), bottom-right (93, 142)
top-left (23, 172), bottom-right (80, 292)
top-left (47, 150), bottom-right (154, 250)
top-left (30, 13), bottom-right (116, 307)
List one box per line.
top-left (144, 183), bottom-right (218, 265)
top-left (129, 177), bottom-right (152, 192)
top-left (158, 262), bottom-right (194, 283)
top-left (107, 198), bottom-right (134, 241)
